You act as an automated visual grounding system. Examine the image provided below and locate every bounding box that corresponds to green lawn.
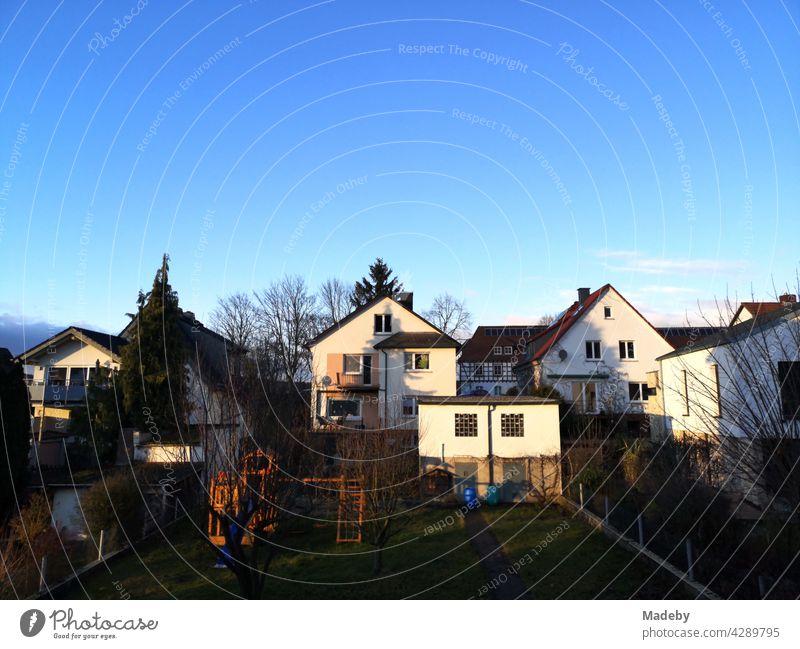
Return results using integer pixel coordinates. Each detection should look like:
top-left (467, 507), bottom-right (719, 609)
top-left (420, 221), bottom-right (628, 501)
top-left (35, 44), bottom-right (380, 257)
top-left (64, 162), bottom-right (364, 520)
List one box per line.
top-left (480, 504), bottom-right (690, 599)
top-left (61, 504), bottom-right (690, 599)
top-left (62, 508), bottom-right (487, 599)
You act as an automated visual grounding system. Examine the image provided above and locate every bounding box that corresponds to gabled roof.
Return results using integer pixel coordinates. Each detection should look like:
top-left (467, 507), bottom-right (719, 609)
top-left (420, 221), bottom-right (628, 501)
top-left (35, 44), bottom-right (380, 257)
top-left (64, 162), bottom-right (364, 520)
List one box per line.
top-left (729, 301), bottom-right (783, 326)
top-left (18, 326), bottom-right (129, 363)
top-left (521, 285), bottom-right (608, 363)
top-left (514, 284), bottom-right (673, 367)
top-left (656, 326), bottom-right (724, 352)
top-left (373, 331), bottom-right (460, 350)
top-left (306, 294), bottom-right (452, 348)
top-left (658, 301), bottom-right (800, 361)
top-left (459, 325), bottom-right (546, 362)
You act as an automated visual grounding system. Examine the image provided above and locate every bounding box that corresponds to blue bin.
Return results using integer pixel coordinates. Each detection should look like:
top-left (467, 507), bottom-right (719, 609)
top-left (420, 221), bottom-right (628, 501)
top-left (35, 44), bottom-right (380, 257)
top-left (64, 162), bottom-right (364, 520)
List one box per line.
top-left (463, 487), bottom-right (478, 506)
top-left (486, 485), bottom-right (499, 506)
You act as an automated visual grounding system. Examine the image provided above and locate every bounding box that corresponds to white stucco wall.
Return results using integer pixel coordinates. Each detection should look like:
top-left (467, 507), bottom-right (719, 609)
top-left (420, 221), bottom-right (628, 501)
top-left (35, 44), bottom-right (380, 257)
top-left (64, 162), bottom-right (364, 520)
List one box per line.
top-left (310, 297), bottom-right (457, 427)
top-left (27, 337), bottom-right (119, 383)
top-left (418, 402), bottom-right (561, 461)
top-left (537, 287), bottom-right (674, 411)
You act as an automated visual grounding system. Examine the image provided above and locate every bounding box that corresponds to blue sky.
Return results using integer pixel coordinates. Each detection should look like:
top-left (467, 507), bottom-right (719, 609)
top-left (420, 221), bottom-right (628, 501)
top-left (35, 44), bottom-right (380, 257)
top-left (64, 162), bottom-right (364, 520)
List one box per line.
top-left (1, 0), bottom-right (798, 352)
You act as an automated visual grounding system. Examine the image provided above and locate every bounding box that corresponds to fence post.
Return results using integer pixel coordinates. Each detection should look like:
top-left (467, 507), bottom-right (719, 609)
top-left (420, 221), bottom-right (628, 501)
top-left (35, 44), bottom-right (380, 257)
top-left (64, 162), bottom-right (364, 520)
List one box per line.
top-left (579, 483), bottom-right (584, 510)
top-left (686, 539), bottom-right (695, 581)
top-left (637, 513), bottom-right (645, 546)
top-left (98, 529), bottom-right (105, 561)
top-left (38, 556), bottom-right (48, 593)
top-left (604, 495), bottom-right (609, 524)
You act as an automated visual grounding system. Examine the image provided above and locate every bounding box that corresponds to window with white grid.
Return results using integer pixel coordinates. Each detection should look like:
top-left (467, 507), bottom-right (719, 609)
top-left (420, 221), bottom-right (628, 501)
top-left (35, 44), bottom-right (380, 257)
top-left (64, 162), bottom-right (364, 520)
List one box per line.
top-left (454, 413), bottom-right (478, 437)
top-left (500, 413), bottom-right (524, 437)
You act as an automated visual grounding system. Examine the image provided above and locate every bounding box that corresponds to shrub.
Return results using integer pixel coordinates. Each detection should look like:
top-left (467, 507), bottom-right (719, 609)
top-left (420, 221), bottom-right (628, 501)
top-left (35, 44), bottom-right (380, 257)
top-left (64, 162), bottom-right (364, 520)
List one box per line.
top-left (81, 469), bottom-right (146, 547)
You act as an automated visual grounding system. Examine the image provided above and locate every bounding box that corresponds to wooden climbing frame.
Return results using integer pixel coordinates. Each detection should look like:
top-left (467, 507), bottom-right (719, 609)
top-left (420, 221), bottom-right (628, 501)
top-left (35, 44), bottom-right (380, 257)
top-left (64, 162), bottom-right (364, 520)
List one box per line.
top-left (208, 464), bottom-right (364, 546)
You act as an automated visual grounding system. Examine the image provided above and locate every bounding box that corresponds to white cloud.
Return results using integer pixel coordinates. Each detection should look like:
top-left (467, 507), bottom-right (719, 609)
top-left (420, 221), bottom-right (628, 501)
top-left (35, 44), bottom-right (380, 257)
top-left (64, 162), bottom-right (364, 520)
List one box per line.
top-left (592, 249), bottom-right (748, 275)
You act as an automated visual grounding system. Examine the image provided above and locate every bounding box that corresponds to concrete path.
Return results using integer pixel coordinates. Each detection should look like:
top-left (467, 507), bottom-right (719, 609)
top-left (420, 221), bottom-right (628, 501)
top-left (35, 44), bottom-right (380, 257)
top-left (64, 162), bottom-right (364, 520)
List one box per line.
top-left (464, 509), bottom-right (529, 599)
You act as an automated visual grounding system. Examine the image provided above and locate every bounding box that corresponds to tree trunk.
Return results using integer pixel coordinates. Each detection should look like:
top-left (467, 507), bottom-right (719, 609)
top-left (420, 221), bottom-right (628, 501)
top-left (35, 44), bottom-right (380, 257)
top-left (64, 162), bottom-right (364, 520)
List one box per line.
top-left (372, 546), bottom-right (383, 575)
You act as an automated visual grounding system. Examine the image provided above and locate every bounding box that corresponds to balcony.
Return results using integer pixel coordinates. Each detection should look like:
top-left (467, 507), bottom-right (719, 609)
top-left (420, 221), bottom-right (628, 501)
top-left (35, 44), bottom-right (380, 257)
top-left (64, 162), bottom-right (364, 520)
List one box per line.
top-left (335, 372), bottom-right (376, 390)
top-left (27, 383), bottom-right (86, 404)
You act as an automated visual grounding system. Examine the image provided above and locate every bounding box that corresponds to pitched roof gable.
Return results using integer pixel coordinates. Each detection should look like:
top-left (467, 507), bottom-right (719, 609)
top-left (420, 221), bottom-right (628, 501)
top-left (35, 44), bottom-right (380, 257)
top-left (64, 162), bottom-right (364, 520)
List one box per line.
top-left (521, 284), bottom-right (673, 363)
top-left (658, 301), bottom-right (800, 361)
top-left (18, 326), bottom-right (128, 363)
top-left (306, 295), bottom-right (451, 348)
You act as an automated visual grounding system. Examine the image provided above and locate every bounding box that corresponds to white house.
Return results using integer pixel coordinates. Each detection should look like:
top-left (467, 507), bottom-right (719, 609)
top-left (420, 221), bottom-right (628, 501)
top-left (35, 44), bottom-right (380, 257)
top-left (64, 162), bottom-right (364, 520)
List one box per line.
top-left (513, 285), bottom-right (675, 418)
top-left (656, 299), bottom-right (800, 509)
top-left (19, 326), bottom-right (127, 467)
top-left (418, 395), bottom-right (561, 502)
top-left (307, 293), bottom-right (460, 432)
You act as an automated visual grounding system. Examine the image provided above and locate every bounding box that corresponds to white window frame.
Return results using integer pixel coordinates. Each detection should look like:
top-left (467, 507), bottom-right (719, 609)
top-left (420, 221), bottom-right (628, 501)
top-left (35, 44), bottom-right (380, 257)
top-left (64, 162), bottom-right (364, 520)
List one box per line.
top-left (493, 346), bottom-right (503, 355)
top-left (404, 352), bottom-right (431, 372)
top-left (343, 354), bottom-right (365, 375)
top-left (604, 306), bottom-right (613, 319)
top-left (628, 381), bottom-right (649, 402)
top-left (374, 314), bottom-right (392, 334)
top-left (503, 345), bottom-right (513, 355)
top-left (493, 363), bottom-right (503, 377)
top-left (585, 340), bottom-right (601, 360)
top-left (327, 398), bottom-right (362, 419)
top-left (619, 340), bottom-right (636, 360)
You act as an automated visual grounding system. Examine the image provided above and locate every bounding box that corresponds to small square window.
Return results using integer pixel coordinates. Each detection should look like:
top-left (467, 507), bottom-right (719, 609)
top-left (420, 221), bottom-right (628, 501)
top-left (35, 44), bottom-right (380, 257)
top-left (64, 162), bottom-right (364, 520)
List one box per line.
top-left (604, 306), bottom-right (612, 319)
top-left (374, 314), bottom-right (392, 333)
top-left (501, 413), bottom-right (524, 437)
top-left (404, 352), bottom-right (430, 371)
top-left (504, 346), bottom-right (513, 355)
top-left (455, 413), bottom-right (478, 437)
top-left (585, 341), bottom-right (601, 360)
top-left (628, 382), bottom-right (649, 402)
top-left (493, 346), bottom-right (503, 355)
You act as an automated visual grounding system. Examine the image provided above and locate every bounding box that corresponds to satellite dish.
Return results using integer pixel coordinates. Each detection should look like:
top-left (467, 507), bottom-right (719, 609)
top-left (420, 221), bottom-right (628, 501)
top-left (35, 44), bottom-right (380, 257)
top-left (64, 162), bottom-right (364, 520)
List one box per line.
top-left (558, 349), bottom-right (568, 361)
top-left (321, 375), bottom-right (332, 386)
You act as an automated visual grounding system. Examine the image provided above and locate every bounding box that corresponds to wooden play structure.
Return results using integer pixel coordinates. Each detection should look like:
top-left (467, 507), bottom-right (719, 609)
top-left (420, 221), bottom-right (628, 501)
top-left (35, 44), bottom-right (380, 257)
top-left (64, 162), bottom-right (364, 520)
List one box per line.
top-left (207, 451), bottom-right (364, 545)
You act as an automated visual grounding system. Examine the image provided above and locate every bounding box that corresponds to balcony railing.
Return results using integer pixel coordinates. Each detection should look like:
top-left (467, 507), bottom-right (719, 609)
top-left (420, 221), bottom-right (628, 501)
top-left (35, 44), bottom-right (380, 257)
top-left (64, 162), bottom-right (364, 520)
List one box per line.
top-left (27, 383), bottom-right (86, 403)
top-left (335, 373), bottom-right (375, 389)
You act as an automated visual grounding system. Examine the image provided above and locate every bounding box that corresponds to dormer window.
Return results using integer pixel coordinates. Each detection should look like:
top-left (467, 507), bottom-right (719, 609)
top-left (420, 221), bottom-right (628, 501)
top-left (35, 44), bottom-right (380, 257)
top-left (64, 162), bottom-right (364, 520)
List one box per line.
top-left (374, 314), bottom-right (392, 334)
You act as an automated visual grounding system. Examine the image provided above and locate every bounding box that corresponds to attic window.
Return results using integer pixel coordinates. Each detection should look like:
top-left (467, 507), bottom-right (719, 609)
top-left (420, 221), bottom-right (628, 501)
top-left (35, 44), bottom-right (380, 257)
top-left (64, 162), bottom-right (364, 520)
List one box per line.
top-left (604, 306), bottom-right (613, 319)
top-left (374, 314), bottom-right (392, 334)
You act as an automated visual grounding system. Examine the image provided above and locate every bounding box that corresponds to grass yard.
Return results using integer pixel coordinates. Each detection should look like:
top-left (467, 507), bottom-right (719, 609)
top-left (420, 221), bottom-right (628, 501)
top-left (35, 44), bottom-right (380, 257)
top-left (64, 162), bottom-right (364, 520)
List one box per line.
top-left (60, 503), bottom-right (690, 599)
top-left (480, 503), bottom-right (690, 599)
top-left (61, 508), bottom-right (487, 599)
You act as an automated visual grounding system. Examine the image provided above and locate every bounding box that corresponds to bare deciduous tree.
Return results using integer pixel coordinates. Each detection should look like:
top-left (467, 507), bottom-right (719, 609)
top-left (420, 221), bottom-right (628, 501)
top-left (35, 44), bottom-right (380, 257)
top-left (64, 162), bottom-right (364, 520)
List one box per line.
top-left (204, 361), bottom-right (319, 599)
top-left (660, 289), bottom-right (800, 517)
top-left (318, 278), bottom-right (353, 327)
top-left (538, 313), bottom-right (556, 326)
top-left (209, 293), bottom-right (260, 352)
top-left (423, 292), bottom-right (473, 341)
top-left (338, 430), bottom-right (417, 574)
top-left (255, 276), bottom-right (319, 385)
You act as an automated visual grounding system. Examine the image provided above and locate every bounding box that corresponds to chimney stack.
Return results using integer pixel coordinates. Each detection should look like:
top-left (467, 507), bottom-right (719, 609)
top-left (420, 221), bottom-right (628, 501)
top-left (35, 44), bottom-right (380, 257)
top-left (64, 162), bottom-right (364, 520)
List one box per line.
top-left (779, 293), bottom-right (797, 305)
top-left (577, 287), bottom-right (590, 303)
top-left (397, 292), bottom-right (414, 311)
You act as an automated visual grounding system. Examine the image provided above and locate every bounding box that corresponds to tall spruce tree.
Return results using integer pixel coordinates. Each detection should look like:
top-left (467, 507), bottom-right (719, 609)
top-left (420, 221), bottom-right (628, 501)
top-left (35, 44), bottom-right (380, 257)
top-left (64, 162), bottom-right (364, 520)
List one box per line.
top-left (0, 348), bottom-right (31, 522)
top-left (119, 255), bottom-right (187, 435)
top-left (350, 257), bottom-right (403, 307)
top-left (68, 364), bottom-right (120, 465)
